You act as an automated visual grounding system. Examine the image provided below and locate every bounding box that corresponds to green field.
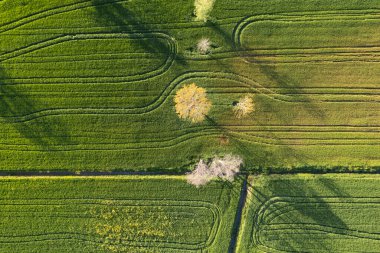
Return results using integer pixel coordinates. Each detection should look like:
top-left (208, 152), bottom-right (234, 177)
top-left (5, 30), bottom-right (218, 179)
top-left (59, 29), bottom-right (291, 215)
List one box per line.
top-left (1, 1), bottom-right (379, 252)
top-left (0, 0), bottom-right (379, 171)
top-left (237, 174), bottom-right (380, 252)
top-left (0, 176), bottom-right (242, 252)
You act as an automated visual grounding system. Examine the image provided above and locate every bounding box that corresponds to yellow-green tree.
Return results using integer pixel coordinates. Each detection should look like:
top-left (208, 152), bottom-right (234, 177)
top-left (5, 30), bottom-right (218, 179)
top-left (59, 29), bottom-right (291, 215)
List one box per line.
top-left (174, 83), bottom-right (212, 123)
top-left (194, 0), bottom-right (215, 22)
top-left (233, 95), bottom-right (254, 118)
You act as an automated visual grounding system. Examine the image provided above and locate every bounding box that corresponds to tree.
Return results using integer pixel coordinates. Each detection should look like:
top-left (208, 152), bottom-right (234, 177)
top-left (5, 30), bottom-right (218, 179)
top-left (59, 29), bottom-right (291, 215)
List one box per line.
top-left (194, 0), bottom-right (215, 22)
top-left (197, 38), bottom-right (211, 55)
top-left (186, 155), bottom-right (243, 187)
top-left (233, 95), bottom-right (254, 118)
top-left (209, 155), bottom-right (243, 182)
top-left (174, 83), bottom-right (212, 123)
top-left (186, 160), bottom-right (212, 187)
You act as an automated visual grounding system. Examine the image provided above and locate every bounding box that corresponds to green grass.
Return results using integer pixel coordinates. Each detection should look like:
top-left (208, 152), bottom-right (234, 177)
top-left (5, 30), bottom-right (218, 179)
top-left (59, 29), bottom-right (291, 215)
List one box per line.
top-left (237, 174), bottom-right (380, 252)
top-left (0, 175), bottom-right (242, 252)
top-left (0, 0), bottom-right (379, 171)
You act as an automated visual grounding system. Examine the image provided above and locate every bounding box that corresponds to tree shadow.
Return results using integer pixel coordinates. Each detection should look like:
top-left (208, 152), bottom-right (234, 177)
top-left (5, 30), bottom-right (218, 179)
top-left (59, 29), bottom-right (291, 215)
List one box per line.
top-left (91, 0), bottom-right (188, 67)
top-left (206, 20), bottom-right (236, 50)
top-left (252, 176), bottom-right (351, 252)
top-left (205, 115), bottom-right (307, 171)
top-left (0, 65), bottom-right (75, 151)
top-left (256, 63), bottom-right (326, 119)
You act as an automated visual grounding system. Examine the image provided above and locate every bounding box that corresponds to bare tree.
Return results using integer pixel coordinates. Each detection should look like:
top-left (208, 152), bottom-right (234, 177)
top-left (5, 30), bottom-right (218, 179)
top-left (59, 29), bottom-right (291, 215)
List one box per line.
top-left (197, 38), bottom-right (211, 55)
top-left (174, 83), bottom-right (212, 123)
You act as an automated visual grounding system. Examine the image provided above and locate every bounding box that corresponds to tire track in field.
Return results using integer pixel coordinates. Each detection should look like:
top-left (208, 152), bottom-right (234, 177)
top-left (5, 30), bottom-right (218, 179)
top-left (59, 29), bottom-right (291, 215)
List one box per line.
top-left (0, 0), bottom-right (132, 34)
top-left (252, 196), bottom-right (380, 252)
top-left (0, 32), bottom-right (176, 83)
top-left (233, 10), bottom-right (380, 48)
top-left (189, 46), bottom-right (380, 64)
top-left (0, 198), bottom-right (221, 250)
top-left (1, 71), bottom-right (378, 123)
top-left (0, 124), bottom-right (379, 152)
top-left (231, 10), bottom-right (380, 66)
top-left (1, 124), bottom-right (379, 152)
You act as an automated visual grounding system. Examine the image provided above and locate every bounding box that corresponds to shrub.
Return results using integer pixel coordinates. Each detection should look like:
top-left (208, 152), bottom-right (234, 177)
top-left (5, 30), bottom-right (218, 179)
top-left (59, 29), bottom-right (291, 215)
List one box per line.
top-left (233, 95), bottom-right (254, 118)
top-left (186, 155), bottom-right (243, 187)
top-left (196, 38), bottom-right (211, 55)
top-left (194, 0), bottom-right (215, 22)
top-left (174, 83), bottom-right (212, 123)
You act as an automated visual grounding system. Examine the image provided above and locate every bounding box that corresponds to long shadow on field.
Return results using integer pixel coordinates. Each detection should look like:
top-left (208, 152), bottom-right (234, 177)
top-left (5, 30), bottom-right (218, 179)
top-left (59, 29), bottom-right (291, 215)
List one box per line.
top-left (91, 0), bottom-right (187, 66)
top-left (0, 66), bottom-right (75, 151)
top-left (259, 64), bottom-right (325, 118)
top-left (206, 20), bottom-right (236, 50)
top-left (205, 116), bottom-right (307, 170)
top-left (251, 177), bottom-right (350, 252)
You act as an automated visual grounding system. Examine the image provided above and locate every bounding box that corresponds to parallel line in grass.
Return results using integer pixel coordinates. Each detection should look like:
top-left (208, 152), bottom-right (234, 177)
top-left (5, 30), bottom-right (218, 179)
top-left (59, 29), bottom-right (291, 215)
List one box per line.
top-left (251, 196), bottom-right (380, 251)
top-left (2, 132), bottom-right (379, 143)
top-left (1, 91), bottom-right (379, 103)
top-left (3, 86), bottom-right (380, 94)
top-left (265, 206), bottom-right (380, 227)
top-left (0, 0), bottom-right (131, 34)
top-left (0, 198), bottom-right (221, 250)
top-left (7, 18), bottom-right (241, 34)
top-left (0, 234), bottom-right (210, 251)
top-left (0, 130), bottom-right (379, 152)
top-left (233, 10), bottom-right (380, 47)
top-left (0, 0), bottom-right (246, 35)
top-left (260, 225), bottom-right (380, 241)
top-left (262, 201), bottom-right (380, 225)
top-left (0, 131), bottom-right (223, 151)
top-left (1, 71), bottom-right (379, 123)
top-left (0, 233), bottom-right (209, 251)
top-left (1, 128), bottom-right (379, 146)
top-left (3, 7), bottom-right (379, 36)
top-left (0, 33), bottom-right (177, 85)
top-left (254, 197), bottom-right (380, 232)
top-left (5, 52), bottom-right (380, 66)
top-left (3, 45), bottom-right (380, 70)
top-left (4, 56), bottom-right (167, 64)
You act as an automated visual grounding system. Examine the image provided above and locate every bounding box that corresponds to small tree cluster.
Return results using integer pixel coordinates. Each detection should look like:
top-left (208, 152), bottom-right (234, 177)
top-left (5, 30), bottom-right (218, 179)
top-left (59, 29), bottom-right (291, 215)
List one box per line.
top-left (186, 155), bottom-right (243, 187)
top-left (174, 83), bottom-right (256, 123)
top-left (174, 83), bottom-right (212, 123)
top-left (194, 0), bottom-right (215, 22)
top-left (233, 95), bottom-right (254, 118)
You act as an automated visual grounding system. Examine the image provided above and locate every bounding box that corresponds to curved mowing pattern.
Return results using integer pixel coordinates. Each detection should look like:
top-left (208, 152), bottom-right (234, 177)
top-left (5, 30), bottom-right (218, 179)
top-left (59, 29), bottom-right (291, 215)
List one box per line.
top-left (0, 0), bottom-right (131, 33)
top-left (0, 176), bottom-right (241, 252)
top-left (254, 197), bottom-right (380, 252)
top-left (0, 199), bottom-right (220, 250)
top-left (233, 10), bottom-right (380, 48)
top-left (233, 10), bottom-right (380, 64)
top-left (0, 0), bottom-right (379, 170)
top-left (0, 32), bottom-right (176, 83)
top-left (238, 175), bottom-right (380, 253)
